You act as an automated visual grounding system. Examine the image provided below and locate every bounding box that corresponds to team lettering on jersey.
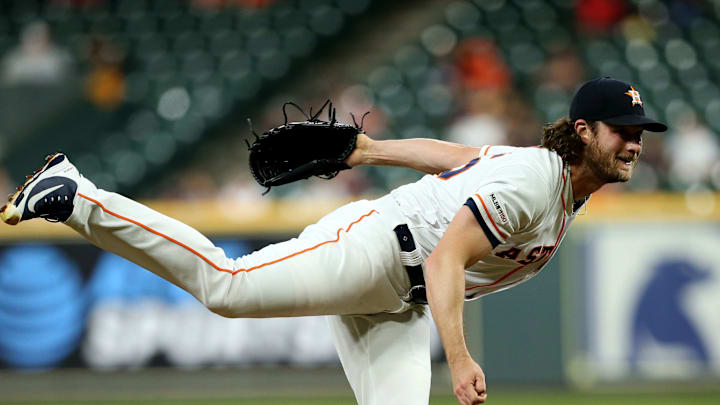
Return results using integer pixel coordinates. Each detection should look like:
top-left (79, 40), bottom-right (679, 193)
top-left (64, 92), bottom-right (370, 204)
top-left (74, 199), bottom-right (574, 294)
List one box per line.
top-left (494, 245), bottom-right (555, 265)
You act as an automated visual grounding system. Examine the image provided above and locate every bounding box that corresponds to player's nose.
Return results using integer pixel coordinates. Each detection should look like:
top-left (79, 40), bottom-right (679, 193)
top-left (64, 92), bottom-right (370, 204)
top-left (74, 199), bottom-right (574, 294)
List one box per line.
top-left (626, 138), bottom-right (642, 157)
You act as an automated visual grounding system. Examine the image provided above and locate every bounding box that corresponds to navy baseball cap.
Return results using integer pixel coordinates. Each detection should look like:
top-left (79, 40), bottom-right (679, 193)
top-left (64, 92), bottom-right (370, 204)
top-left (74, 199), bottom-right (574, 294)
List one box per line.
top-left (570, 77), bottom-right (668, 132)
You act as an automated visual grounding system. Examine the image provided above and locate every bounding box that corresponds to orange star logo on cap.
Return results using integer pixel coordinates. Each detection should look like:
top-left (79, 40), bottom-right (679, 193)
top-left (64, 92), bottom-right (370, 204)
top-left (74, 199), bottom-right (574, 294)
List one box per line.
top-left (624, 86), bottom-right (643, 106)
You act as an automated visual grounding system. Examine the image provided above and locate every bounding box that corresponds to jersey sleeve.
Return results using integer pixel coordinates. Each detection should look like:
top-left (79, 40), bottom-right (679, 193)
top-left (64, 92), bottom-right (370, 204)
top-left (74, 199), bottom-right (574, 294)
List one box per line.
top-left (464, 164), bottom-right (550, 247)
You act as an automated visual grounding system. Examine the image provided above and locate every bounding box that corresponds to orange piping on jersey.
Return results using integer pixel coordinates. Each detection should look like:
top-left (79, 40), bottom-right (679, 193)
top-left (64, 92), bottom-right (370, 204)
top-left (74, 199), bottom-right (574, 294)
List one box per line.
top-left (483, 146), bottom-right (491, 156)
top-left (466, 170), bottom-right (568, 291)
top-left (78, 193), bottom-right (378, 275)
top-left (476, 194), bottom-right (507, 239)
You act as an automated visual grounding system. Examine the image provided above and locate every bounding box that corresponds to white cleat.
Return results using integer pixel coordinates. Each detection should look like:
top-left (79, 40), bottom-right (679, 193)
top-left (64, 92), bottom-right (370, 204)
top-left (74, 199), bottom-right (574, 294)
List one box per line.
top-left (1, 153), bottom-right (79, 225)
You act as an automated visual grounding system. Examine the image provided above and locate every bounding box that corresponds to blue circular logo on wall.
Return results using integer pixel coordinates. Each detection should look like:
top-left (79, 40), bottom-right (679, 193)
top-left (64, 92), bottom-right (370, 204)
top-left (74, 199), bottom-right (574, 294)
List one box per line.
top-left (0, 245), bottom-right (85, 369)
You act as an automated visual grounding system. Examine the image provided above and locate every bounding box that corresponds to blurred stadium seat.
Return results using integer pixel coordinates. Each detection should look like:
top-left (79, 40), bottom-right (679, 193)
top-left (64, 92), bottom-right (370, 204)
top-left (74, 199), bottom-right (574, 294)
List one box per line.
top-left (0, 0), bottom-right (719, 196)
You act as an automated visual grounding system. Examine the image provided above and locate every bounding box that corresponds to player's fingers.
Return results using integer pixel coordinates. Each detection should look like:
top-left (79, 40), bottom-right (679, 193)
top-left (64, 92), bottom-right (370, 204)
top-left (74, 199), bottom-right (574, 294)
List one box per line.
top-left (474, 378), bottom-right (486, 393)
top-left (474, 376), bottom-right (487, 402)
top-left (455, 386), bottom-right (475, 405)
top-left (457, 386), bottom-right (486, 405)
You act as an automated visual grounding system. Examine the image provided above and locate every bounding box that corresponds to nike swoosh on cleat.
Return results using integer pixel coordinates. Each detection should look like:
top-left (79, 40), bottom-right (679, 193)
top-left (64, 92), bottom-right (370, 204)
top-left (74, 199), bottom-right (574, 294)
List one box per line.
top-left (28, 184), bottom-right (65, 214)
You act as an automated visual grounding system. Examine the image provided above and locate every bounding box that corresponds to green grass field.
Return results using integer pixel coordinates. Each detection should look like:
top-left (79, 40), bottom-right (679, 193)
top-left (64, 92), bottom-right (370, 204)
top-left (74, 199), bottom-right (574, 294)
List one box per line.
top-left (1, 394), bottom-right (719, 405)
top-left (2, 368), bottom-right (719, 405)
top-left (5, 392), bottom-right (720, 405)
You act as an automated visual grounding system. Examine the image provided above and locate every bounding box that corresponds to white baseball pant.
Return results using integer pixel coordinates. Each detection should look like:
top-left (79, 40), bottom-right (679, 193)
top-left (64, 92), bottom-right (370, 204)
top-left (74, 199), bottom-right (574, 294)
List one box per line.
top-left (65, 176), bottom-right (433, 405)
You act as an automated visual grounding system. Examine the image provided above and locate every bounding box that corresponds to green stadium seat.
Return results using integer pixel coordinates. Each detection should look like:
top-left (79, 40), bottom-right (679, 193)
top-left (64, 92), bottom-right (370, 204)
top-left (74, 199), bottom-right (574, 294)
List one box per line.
top-left (507, 42), bottom-right (545, 75)
top-left (368, 66), bottom-right (404, 94)
top-left (88, 14), bottom-right (125, 35)
top-left (142, 132), bottom-right (176, 166)
top-left (688, 18), bottom-right (720, 48)
top-left (229, 71), bottom-right (262, 101)
top-left (209, 30), bottom-right (243, 57)
top-left (309, 5), bottom-right (345, 36)
top-left (677, 64), bottom-right (709, 91)
top-left (651, 83), bottom-right (685, 110)
top-left (116, 0), bottom-right (151, 19)
top-left (596, 60), bottom-right (634, 83)
top-left (378, 87), bottom-right (414, 118)
top-left (534, 85), bottom-right (571, 121)
top-left (444, 1), bottom-right (481, 34)
top-left (172, 31), bottom-right (207, 55)
top-left (125, 14), bottom-right (159, 37)
top-left (143, 53), bottom-right (179, 81)
top-left (171, 113), bottom-right (206, 144)
top-left (180, 50), bottom-right (216, 83)
top-left (133, 33), bottom-right (171, 61)
top-left (484, 2), bottom-right (520, 34)
top-left (162, 13), bottom-right (197, 35)
top-left (197, 10), bottom-right (236, 33)
top-left (417, 84), bottom-right (453, 117)
top-left (218, 50), bottom-right (253, 81)
top-left (150, 0), bottom-right (188, 18)
top-left (336, 0), bottom-right (371, 15)
top-left (625, 40), bottom-right (658, 71)
top-left (536, 26), bottom-right (571, 52)
top-left (256, 50), bottom-right (290, 80)
top-left (518, 0), bottom-right (558, 33)
top-left (281, 26), bottom-right (317, 57)
top-left (272, 6), bottom-right (307, 30)
top-left (636, 63), bottom-right (671, 92)
top-left (584, 39), bottom-right (622, 68)
top-left (704, 99), bottom-right (720, 132)
top-left (394, 45), bottom-right (431, 78)
top-left (246, 28), bottom-right (280, 57)
top-left (653, 20), bottom-right (684, 46)
top-left (690, 83), bottom-right (719, 111)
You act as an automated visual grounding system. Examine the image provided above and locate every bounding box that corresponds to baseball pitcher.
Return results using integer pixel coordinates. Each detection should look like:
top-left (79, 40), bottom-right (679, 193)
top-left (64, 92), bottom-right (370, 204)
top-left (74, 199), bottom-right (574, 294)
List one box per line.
top-left (1, 77), bottom-right (667, 405)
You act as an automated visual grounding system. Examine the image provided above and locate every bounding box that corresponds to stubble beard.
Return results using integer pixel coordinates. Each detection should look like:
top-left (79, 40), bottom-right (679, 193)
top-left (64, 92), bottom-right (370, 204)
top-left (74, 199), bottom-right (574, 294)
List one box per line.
top-left (585, 138), bottom-right (635, 184)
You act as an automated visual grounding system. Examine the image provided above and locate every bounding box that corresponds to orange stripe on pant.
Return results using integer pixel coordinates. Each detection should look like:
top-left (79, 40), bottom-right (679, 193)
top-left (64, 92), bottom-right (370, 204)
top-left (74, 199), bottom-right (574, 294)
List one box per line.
top-left (78, 193), bottom-right (379, 275)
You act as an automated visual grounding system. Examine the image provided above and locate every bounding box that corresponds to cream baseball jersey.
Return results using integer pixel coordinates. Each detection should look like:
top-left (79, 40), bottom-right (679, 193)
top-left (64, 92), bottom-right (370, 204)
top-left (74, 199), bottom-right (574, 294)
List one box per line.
top-left (390, 145), bottom-right (586, 300)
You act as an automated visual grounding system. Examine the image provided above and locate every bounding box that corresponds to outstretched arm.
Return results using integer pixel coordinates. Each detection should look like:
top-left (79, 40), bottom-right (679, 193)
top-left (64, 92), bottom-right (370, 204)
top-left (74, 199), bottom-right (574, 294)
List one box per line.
top-left (345, 133), bottom-right (482, 174)
top-left (425, 205), bottom-right (493, 405)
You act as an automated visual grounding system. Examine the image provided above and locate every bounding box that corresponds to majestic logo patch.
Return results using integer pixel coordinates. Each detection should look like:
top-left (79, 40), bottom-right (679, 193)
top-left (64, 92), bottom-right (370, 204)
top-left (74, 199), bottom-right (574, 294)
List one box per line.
top-left (624, 86), bottom-right (643, 106)
top-left (489, 193), bottom-right (508, 224)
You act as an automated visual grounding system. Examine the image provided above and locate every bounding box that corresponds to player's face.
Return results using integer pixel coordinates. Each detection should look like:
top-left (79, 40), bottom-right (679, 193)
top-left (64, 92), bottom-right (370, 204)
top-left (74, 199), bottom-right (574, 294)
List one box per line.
top-left (585, 122), bottom-right (643, 183)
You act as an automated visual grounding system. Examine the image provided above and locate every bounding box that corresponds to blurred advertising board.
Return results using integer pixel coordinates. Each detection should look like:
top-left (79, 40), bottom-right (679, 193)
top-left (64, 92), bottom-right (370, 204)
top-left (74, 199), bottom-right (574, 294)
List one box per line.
top-left (565, 193), bottom-right (720, 385)
top-left (0, 199), bottom-right (343, 370)
top-left (0, 238), bottom-right (339, 370)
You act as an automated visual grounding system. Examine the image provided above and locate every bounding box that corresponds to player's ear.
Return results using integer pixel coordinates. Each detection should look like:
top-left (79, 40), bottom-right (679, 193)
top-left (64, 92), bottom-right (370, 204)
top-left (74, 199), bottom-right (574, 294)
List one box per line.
top-left (574, 119), bottom-right (592, 144)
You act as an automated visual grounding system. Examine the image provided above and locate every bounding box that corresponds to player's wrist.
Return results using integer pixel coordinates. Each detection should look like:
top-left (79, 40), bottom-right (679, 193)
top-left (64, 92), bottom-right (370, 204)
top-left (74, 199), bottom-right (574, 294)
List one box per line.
top-left (446, 349), bottom-right (473, 367)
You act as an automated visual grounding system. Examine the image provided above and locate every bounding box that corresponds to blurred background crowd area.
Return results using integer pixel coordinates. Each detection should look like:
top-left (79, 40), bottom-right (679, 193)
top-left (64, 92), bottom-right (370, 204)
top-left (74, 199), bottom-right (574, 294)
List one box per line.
top-left (0, 0), bottom-right (719, 202)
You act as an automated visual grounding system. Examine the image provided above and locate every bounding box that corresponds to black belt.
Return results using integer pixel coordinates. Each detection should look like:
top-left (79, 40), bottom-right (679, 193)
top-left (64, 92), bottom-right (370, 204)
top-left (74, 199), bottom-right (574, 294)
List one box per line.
top-left (393, 224), bottom-right (427, 305)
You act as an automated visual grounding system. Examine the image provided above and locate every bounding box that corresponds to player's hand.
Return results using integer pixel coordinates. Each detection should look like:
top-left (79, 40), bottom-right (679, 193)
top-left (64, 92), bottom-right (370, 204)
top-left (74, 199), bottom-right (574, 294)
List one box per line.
top-left (344, 132), bottom-right (373, 167)
top-left (450, 357), bottom-right (487, 404)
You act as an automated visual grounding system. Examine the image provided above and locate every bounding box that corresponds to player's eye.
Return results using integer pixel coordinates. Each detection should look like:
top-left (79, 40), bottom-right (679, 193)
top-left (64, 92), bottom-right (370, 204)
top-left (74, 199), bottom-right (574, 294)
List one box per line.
top-left (618, 129), bottom-right (643, 144)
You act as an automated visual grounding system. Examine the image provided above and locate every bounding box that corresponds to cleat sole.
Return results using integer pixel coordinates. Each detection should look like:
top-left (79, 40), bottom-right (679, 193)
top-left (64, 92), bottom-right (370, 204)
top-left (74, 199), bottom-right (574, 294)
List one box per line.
top-left (0, 152), bottom-right (62, 226)
top-left (0, 202), bottom-right (20, 225)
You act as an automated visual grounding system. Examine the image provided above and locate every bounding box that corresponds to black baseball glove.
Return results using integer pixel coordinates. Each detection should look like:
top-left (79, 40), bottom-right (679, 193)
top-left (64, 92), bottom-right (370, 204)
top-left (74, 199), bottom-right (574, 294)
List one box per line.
top-left (247, 100), bottom-right (367, 194)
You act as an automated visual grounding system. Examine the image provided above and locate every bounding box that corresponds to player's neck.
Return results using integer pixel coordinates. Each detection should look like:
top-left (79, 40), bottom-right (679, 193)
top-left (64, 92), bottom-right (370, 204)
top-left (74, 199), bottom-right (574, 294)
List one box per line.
top-left (569, 163), bottom-right (606, 201)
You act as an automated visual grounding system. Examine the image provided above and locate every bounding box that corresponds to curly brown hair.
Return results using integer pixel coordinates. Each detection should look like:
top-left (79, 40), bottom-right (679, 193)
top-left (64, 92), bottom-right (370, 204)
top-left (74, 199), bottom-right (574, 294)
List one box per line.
top-left (540, 117), bottom-right (597, 165)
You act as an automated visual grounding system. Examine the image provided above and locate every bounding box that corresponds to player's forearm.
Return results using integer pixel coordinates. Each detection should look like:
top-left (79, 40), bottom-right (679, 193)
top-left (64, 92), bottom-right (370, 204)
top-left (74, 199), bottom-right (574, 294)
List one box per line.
top-left (363, 137), bottom-right (481, 174)
top-left (425, 255), bottom-right (471, 365)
